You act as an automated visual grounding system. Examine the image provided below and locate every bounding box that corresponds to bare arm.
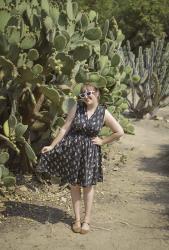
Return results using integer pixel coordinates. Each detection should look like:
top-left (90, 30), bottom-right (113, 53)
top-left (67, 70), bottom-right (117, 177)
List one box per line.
top-left (92, 109), bottom-right (124, 146)
top-left (102, 109), bottom-right (124, 144)
top-left (41, 104), bottom-right (77, 153)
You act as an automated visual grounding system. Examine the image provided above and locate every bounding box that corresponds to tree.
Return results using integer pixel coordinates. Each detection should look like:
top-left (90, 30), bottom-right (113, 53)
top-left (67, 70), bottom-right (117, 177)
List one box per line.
top-left (78, 0), bottom-right (169, 50)
top-left (78, 0), bottom-right (115, 22)
top-left (116, 0), bottom-right (169, 51)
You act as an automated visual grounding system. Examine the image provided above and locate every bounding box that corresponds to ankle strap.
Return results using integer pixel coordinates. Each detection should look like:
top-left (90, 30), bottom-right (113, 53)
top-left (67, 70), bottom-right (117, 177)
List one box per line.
top-left (83, 221), bottom-right (90, 225)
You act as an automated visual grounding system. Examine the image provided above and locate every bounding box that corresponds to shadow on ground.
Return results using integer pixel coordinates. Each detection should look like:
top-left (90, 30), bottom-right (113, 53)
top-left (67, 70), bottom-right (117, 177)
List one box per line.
top-left (138, 144), bottom-right (169, 229)
top-left (138, 144), bottom-right (169, 176)
top-left (1, 201), bottom-right (72, 225)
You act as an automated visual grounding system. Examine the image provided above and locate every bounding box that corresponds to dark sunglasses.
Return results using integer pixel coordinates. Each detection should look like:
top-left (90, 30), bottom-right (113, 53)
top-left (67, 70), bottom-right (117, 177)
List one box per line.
top-left (79, 91), bottom-right (95, 99)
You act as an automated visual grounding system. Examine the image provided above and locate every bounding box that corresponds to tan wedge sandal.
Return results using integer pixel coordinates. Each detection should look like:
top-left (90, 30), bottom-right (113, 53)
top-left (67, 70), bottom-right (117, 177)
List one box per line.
top-left (71, 220), bottom-right (81, 233)
top-left (80, 221), bottom-right (90, 234)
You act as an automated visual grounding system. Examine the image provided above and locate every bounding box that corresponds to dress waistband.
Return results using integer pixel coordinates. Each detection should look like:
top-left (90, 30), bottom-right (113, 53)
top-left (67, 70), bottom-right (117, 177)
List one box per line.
top-left (69, 130), bottom-right (96, 138)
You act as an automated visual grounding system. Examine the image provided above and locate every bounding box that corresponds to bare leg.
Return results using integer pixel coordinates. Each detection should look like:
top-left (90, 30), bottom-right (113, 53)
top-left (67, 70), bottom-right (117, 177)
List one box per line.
top-left (82, 185), bottom-right (94, 230)
top-left (70, 184), bottom-right (81, 227)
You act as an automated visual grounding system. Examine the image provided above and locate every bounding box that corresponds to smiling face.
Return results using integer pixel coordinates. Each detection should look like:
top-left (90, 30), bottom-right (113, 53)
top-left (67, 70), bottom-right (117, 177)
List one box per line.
top-left (80, 84), bottom-right (100, 106)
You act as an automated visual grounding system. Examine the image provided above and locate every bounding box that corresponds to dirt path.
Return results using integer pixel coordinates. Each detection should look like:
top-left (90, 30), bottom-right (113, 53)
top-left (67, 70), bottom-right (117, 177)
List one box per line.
top-left (0, 110), bottom-right (169, 250)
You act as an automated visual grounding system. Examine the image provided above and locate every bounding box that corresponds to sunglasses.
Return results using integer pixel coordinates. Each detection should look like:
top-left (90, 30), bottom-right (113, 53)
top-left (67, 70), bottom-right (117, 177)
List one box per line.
top-left (79, 91), bottom-right (95, 99)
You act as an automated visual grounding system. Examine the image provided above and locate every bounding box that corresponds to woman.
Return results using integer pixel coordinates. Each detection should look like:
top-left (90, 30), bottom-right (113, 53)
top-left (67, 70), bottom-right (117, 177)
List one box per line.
top-left (37, 83), bottom-right (124, 234)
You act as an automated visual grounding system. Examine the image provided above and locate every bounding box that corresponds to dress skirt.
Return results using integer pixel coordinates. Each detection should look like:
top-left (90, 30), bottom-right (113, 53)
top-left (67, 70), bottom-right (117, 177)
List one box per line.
top-left (36, 101), bottom-right (106, 187)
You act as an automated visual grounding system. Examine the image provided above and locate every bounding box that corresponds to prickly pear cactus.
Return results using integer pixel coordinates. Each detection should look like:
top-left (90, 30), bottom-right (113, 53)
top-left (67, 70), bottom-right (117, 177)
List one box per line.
top-left (0, 152), bottom-right (16, 187)
top-left (0, 0), bottom-right (134, 175)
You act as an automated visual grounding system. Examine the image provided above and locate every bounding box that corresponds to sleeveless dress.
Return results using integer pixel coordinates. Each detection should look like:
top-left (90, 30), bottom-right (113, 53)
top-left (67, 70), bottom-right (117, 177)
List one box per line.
top-left (36, 101), bottom-right (106, 187)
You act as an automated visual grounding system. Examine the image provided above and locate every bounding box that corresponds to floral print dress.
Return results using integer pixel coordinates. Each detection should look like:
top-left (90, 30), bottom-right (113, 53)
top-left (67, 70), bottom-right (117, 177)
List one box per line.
top-left (36, 101), bottom-right (106, 187)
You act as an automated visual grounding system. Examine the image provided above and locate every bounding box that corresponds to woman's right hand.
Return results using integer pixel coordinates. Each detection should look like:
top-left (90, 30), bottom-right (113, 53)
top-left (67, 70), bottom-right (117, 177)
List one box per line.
top-left (41, 145), bottom-right (54, 154)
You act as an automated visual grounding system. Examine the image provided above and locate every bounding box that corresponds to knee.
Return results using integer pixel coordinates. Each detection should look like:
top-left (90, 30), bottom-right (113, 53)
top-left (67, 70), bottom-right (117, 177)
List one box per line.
top-left (70, 184), bottom-right (81, 190)
top-left (83, 185), bottom-right (94, 192)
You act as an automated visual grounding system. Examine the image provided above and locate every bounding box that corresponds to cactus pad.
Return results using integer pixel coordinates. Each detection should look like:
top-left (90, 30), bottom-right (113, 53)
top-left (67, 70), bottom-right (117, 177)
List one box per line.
top-left (102, 19), bottom-right (109, 39)
top-left (111, 54), bottom-right (121, 67)
top-left (3, 120), bottom-right (10, 137)
top-left (101, 42), bottom-right (108, 55)
top-left (15, 123), bottom-right (28, 139)
top-left (54, 34), bottom-right (67, 51)
top-left (88, 10), bottom-right (97, 22)
top-left (32, 64), bottom-right (43, 75)
top-left (2, 176), bottom-right (16, 186)
top-left (7, 26), bottom-right (20, 44)
top-left (44, 16), bottom-right (53, 31)
top-left (24, 140), bottom-right (37, 164)
top-left (84, 27), bottom-right (102, 41)
top-left (67, 0), bottom-right (74, 21)
top-left (61, 96), bottom-right (76, 113)
top-left (20, 33), bottom-right (36, 49)
top-left (72, 83), bottom-right (83, 96)
top-left (0, 152), bottom-right (9, 164)
top-left (40, 86), bottom-right (60, 104)
top-left (88, 73), bottom-right (107, 88)
top-left (73, 45), bottom-right (91, 61)
top-left (0, 8), bottom-right (11, 32)
top-left (41, 0), bottom-right (50, 15)
top-left (56, 53), bottom-right (74, 75)
top-left (28, 49), bottom-right (39, 61)
top-left (81, 14), bottom-right (89, 31)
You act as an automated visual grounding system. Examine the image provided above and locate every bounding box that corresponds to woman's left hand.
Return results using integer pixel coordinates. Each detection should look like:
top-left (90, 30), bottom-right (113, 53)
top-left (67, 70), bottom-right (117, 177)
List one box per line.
top-left (91, 136), bottom-right (104, 146)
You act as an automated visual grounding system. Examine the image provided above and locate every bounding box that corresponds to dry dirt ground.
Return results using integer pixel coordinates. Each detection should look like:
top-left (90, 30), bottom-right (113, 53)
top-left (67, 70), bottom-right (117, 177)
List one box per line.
top-left (0, 107), bottom-right (169, 250)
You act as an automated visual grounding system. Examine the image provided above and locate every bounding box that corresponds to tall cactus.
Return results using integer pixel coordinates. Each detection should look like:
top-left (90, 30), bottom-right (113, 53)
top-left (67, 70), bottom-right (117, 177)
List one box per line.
top-left (122, 38), bottom-right (169, 118)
